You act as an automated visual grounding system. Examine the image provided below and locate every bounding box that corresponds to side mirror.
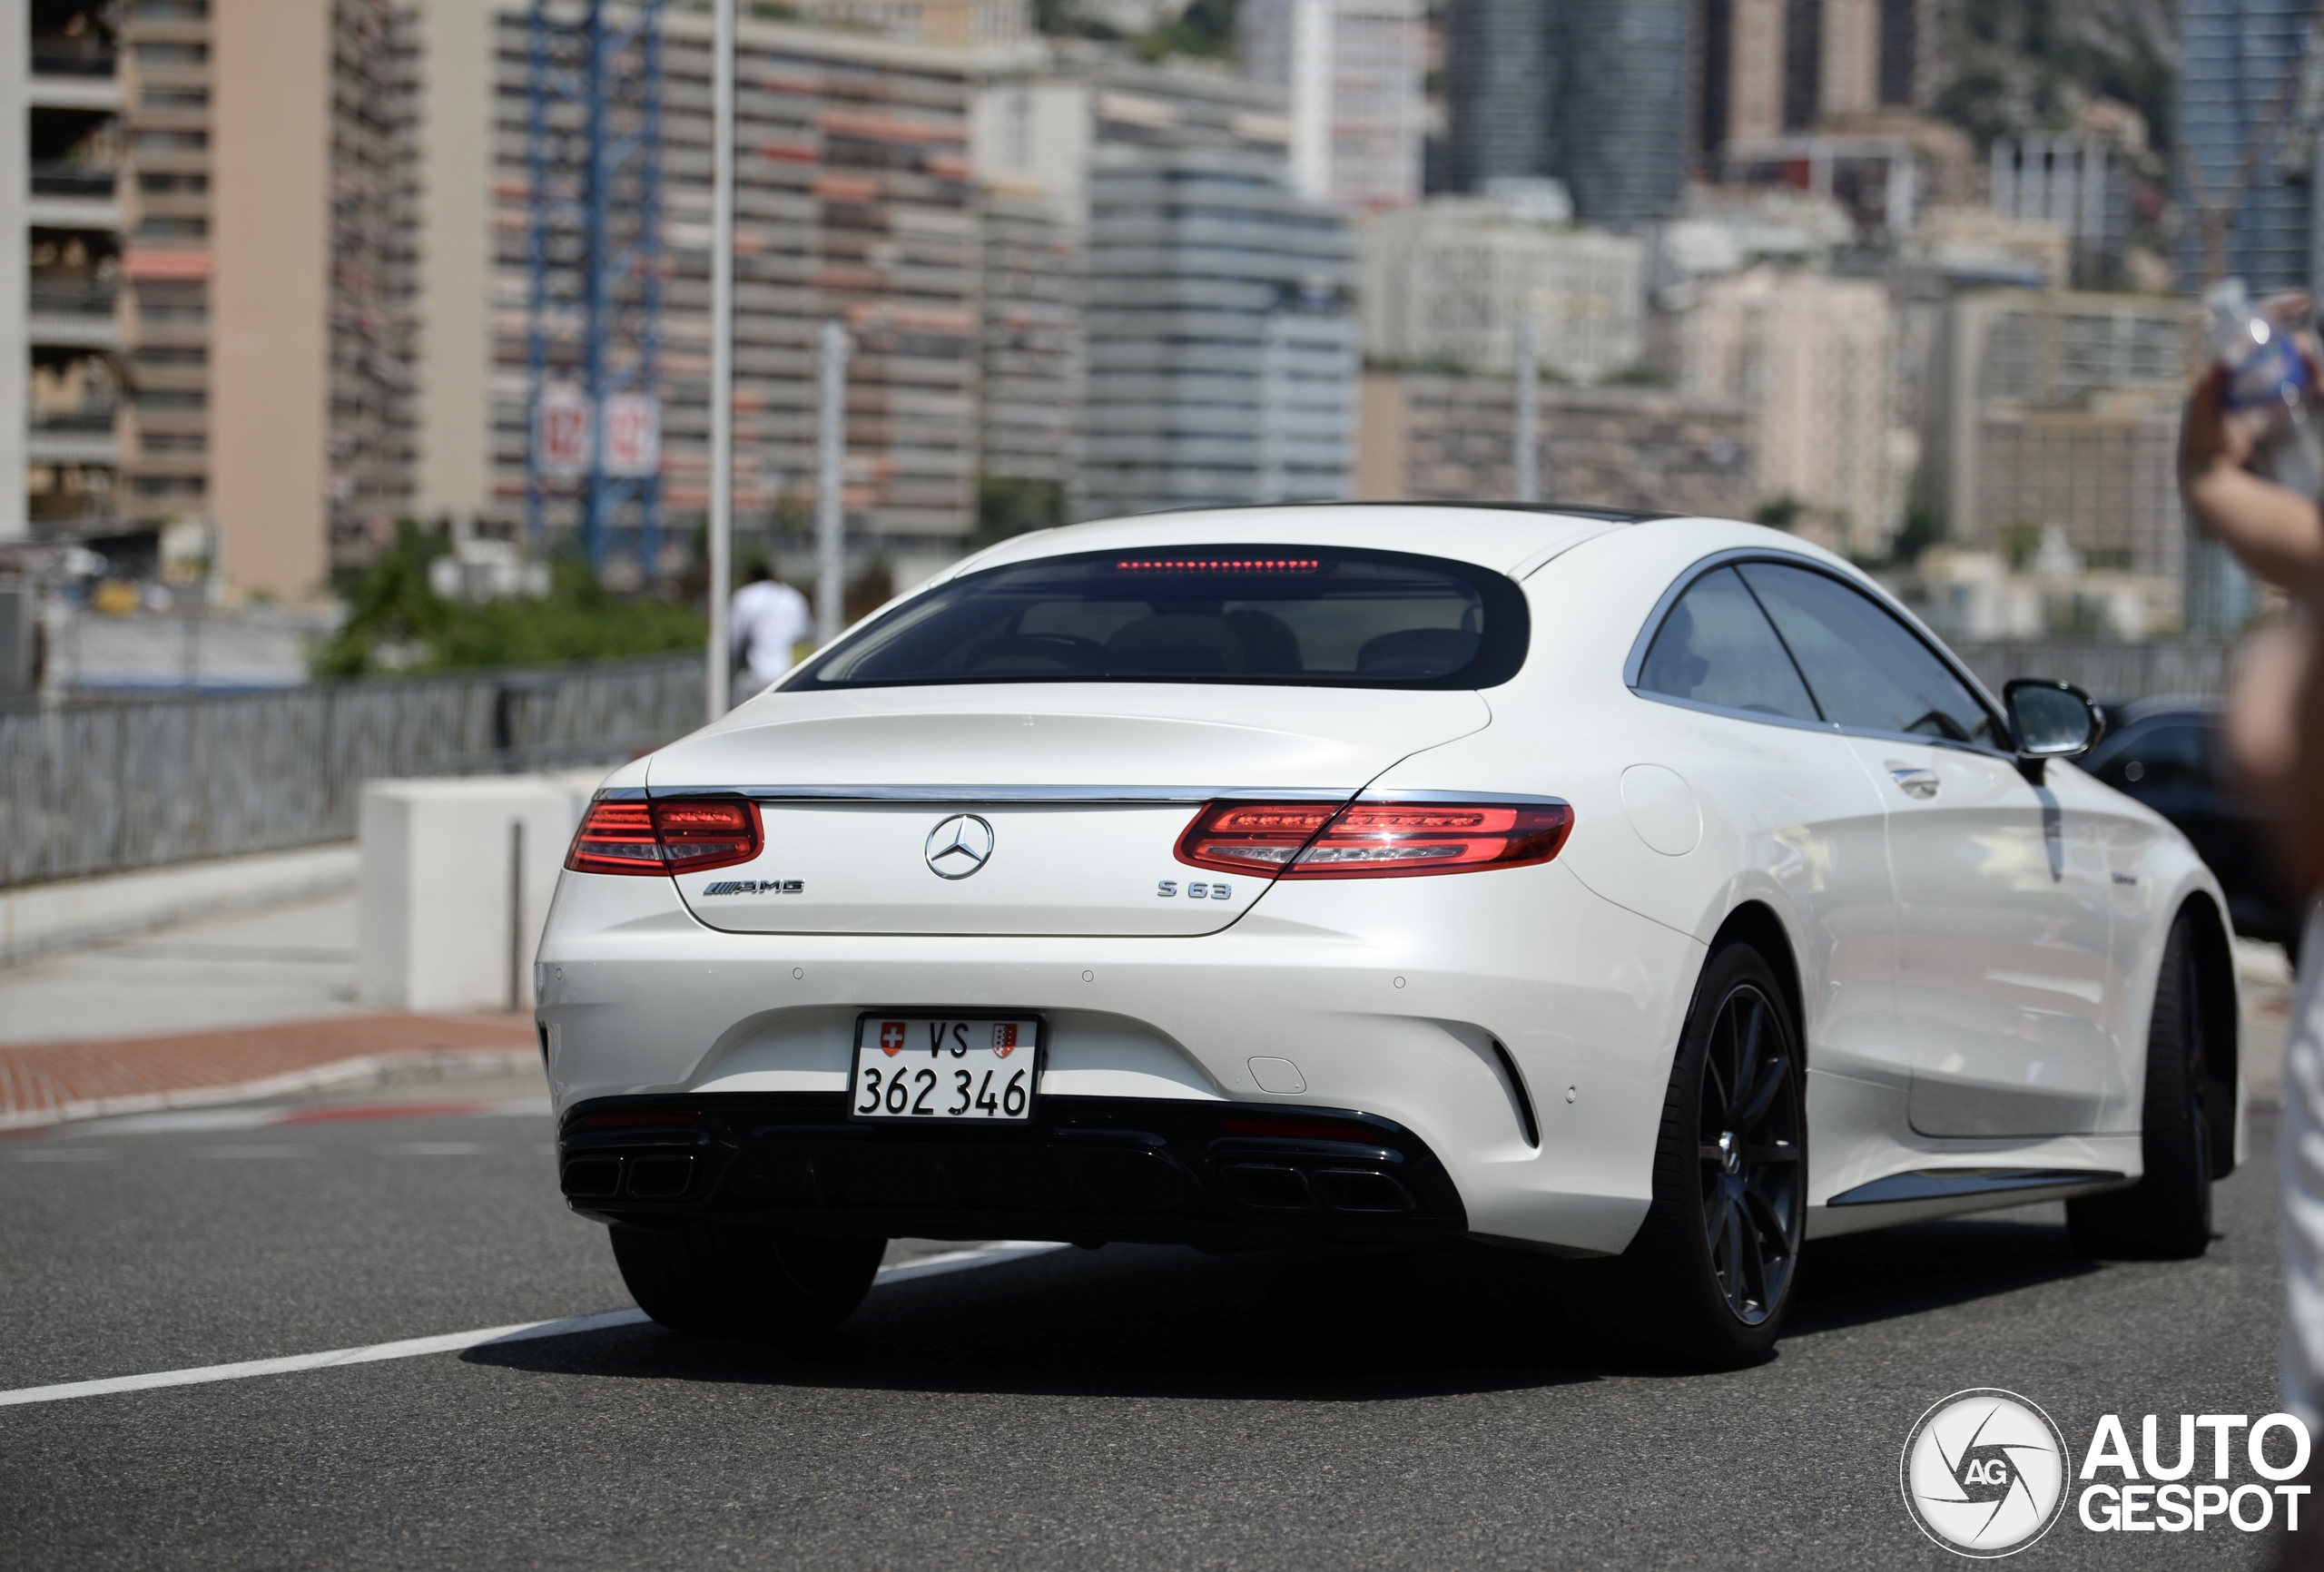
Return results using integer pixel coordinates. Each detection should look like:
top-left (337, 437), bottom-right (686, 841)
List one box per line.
top-left (2004, 679), bottom-right (2102, 782)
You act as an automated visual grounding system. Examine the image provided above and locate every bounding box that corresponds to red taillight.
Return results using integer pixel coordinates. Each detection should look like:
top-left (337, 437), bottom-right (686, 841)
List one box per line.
top-left (1174, 801), bottom-right (1341, 873)
top-left (566, 800), bottom-right (662, 875)
top-left (564, 798), bottom-right (762, 877)
top-left (652, 801), bottom-right (761, 870)
top-left (1177, 799), bottom-right (1572, 879)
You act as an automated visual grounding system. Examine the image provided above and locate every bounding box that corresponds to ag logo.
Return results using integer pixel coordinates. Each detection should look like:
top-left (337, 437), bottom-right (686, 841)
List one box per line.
top-left (1902, 1389), bottom-right (2072, 1557)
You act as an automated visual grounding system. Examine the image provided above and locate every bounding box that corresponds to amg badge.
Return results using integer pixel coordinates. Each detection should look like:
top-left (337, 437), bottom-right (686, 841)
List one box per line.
top-left (701, 879), bottom-right (803, 896)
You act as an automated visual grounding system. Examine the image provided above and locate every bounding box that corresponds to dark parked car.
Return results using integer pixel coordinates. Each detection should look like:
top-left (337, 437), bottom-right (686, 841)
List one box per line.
top-left (2084, 698), bottom-right (2306, 962)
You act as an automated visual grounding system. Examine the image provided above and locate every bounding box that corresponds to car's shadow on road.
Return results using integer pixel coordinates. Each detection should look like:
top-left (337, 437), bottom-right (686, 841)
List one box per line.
top-left (465, 1205), bottom-right (2106, 1400)
top-left (1787, 1204), bottom-right (2102, 1336)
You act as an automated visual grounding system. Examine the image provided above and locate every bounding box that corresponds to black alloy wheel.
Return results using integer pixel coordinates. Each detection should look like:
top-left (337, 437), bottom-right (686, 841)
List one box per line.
top-left (2069, 912), bottom-right (2221, 1259)
top-left (1698, 978), bottom-right (1806, 1326)
top-left (1621, 942), bottom-right (1807, 1368)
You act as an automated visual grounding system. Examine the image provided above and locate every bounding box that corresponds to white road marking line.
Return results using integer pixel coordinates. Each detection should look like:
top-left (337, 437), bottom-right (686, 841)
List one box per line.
top-left (191, 1145), bottom-right (311, 1159)
top-left (874, 1241), bottom-right (1068, 1284)
top-left (0, 1312), bottom-right (652, 1409)
top-left (0, 1241), bottom-right (1071, 1409)
top-left (2, 1148), bottom-right (121, 1163)
top-left (64, 1109), bottom-right (284, 1136)
top-left (378, 1142), bottom-right (487, 1156)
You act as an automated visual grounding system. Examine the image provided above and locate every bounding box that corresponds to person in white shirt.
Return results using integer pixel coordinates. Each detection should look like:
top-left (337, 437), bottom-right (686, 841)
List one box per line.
top-left (731, 564), bottom-right (812, 691)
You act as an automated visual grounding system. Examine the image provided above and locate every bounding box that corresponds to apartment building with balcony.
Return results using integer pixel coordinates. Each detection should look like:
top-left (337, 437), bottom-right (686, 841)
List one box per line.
top-left (6, 0), bottom-right (400, 600)
top-left (387, 7), bottom-right (1014, 585)
top-left (10, 0), bottom-right (129, 545)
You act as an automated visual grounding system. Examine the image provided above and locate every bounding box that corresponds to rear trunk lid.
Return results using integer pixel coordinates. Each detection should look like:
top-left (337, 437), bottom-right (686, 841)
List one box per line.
top-left (648, 685), bottom-right (1490, 936)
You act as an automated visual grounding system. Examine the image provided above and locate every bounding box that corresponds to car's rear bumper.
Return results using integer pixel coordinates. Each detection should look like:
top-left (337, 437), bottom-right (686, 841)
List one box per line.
top-left (559, 1092), bottom-right (1469, 1249)
top-left (536, 858), bottom-right (1704, 1255)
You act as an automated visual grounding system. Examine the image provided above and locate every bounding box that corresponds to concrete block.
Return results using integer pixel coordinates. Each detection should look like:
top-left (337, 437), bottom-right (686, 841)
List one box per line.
top-left (358, 771), bottom-right (602, 1013)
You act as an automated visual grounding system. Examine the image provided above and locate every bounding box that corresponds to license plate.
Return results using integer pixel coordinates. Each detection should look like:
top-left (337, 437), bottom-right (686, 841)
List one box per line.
top-left (851, 1015), bottom-right (1042, 1123)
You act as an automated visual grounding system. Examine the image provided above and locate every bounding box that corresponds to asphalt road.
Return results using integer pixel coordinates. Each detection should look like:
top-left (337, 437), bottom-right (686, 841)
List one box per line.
top-left (0, 1073), bottom-right (2294, 1570)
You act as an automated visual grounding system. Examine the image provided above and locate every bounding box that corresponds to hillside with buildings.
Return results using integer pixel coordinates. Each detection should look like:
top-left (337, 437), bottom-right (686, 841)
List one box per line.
top-left (0, 0), bottom-right (2308, 698)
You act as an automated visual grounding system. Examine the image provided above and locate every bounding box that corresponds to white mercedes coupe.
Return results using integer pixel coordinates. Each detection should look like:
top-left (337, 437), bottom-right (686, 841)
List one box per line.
top-left (537, 505), bottom-right (2240, 1366)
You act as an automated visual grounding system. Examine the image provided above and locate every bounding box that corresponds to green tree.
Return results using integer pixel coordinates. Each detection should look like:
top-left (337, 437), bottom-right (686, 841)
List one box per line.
top-left (312, 522), bottom-right (705, 677)
top-left (1137, 0), bottom-right (1235, 59)
top-left (970, 475), bottom-right (1067, 550)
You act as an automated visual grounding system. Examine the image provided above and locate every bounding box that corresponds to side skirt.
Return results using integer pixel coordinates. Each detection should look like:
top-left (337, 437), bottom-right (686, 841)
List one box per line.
top-left (1806, 1168), bottom-right (2132, 1240)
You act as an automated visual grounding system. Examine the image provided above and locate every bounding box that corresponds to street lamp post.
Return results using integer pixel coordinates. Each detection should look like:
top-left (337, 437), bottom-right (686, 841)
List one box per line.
top-left (1512, 315), bottom-right (1539, 505)
top-left (704, 0), bottom-right (735, 720)
top-left (815, 318), bottom-right (848, 647)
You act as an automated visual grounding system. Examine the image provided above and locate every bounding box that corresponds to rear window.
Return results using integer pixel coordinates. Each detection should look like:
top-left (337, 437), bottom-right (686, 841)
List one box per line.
top-left (783, 545), bottom-right (1530, 691)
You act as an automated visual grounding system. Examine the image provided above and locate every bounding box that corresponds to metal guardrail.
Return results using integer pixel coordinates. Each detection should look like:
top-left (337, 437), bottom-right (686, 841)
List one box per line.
top-left (29, 49), bottom-right (117, 76)
top-left (27, 406), bottom-right (118, 434)
top-left (28, 163), bottom-right (117, 199)
top-left (0, 653), bottom-right (705, 888)
top-left (27, 284), bottom-right (119, 318)
top-left (1950, 640), bottom-right (2238, 704)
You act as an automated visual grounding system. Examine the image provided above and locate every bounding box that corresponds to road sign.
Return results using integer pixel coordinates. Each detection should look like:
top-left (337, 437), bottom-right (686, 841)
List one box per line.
top-left (602, 393), bottom-right (662, 478)
top-left (534, 385), bottom-right (592, 479)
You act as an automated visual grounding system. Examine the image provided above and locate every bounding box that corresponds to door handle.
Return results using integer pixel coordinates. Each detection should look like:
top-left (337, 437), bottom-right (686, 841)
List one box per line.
top-left (1888, 766), bottom-right (1940, 801)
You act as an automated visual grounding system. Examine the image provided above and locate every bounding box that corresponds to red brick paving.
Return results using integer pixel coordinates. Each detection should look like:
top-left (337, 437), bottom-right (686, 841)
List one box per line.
top-left (0, 1014), bottom-right (538, 1126)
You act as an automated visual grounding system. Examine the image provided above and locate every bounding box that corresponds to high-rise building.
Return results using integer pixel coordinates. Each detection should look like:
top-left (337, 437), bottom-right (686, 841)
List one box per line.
top-left (970, 53), bottom-right (1302, 224)
top-left (2178, 0), bottom-right (2311, 292)
top-left (1079, 145), bottom-right (1356, 518)
top-left (14, 0), bottom-right (126, 547)
top-left (975, 182), bottom-right (1083, 505)
top-left (1237, 0), bottom-right (1425, 211)
top-left (789, 0), bottom-right (1033, 50)
top-left (1442, 0), bottom-right (1549, 194)
top-left (10, 0), bottom-right (402, 600)
top-left (1357, 369), bottom-right (1756, 518)
top-left (1359, 193), bottom-right (1645, 382)
top-left (392, 8), bottom-right (999, 585)
top-left (1679, 266), bottom-right (1898, 555)
top-left (1919, 289), bottom-right (2197, 609)
top-left (1698, 0), bottom-right (1936, 167)
top-left (1441, 0), bottom-right (1686, 227)
top-left (970, 53), bottom-right (1354, 518)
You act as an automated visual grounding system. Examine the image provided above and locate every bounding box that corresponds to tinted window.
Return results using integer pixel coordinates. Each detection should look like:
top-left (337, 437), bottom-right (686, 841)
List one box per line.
top-left (1737, 562), bottom-right (1999, 747)
top-left (2090, 722), bottom-right (2211, 791)
top-left (785, 546), bottom-right (1529, 691)
top-left (1637, 567), bottom-right (1820, 721)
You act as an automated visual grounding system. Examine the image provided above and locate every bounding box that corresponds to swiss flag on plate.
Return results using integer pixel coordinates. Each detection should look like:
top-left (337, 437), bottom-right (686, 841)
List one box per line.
top-left (880, 1021), bottom-right (906, 1056)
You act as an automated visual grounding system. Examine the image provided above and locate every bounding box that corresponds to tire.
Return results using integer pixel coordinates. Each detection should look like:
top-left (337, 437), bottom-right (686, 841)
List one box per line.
top-left (2068, 914), bottom-right (2217, 1259)
top-left (610, 1223), bottom-right (886, 1339)
top-left (1618, 943), bottom-right (1807, 1369)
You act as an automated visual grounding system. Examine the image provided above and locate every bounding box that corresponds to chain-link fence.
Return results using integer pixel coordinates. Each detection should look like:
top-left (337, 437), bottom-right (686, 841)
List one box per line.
top-left (0, 653), bottom-right (704, 887)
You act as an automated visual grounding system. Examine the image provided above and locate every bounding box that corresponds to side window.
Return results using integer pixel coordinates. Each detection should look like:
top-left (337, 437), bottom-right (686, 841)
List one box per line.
top-left (1736, 562), bottom-right (1999, 748)
top-left (1636, 566), bottom-right (1820, 722)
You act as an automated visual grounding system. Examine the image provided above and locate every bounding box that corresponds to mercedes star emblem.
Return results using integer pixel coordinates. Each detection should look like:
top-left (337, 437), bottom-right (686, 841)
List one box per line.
top-left (924, 813), bottom-right (995, 879)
